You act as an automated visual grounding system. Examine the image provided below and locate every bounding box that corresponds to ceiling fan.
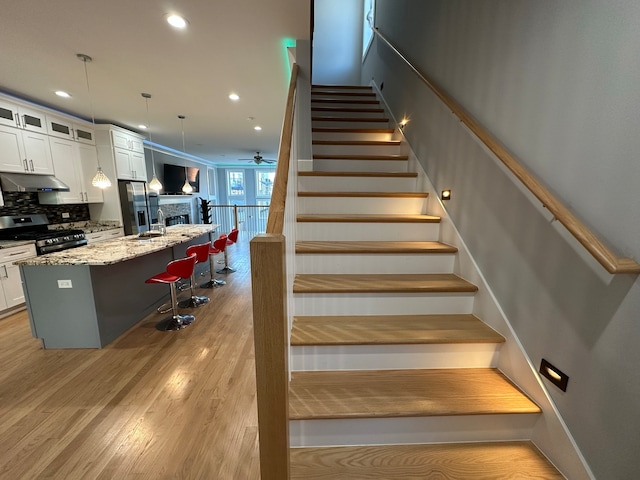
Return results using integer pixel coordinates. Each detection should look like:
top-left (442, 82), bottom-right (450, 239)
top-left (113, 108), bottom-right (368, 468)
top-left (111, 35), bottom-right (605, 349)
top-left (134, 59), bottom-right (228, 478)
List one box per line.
top-left (240, 151), bottom-right (276, 165)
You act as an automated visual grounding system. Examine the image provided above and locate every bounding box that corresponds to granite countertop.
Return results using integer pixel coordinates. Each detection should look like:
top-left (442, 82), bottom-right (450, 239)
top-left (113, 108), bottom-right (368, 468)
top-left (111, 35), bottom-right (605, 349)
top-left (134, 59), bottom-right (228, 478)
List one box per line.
top-left (48, 221), bottom-right (123, 234)
top-left (0, 239), bottom-right (36, 249)
top-left (16, 224), bottom-right (216, 267)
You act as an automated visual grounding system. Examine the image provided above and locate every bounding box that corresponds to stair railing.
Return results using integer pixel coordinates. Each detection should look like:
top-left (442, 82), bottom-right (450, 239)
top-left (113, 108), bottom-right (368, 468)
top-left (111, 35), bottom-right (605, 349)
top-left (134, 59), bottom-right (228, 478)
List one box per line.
top-left (250, 62), bottom-right (300, 480)
top-left (373, 28), bottom-right (640, 275)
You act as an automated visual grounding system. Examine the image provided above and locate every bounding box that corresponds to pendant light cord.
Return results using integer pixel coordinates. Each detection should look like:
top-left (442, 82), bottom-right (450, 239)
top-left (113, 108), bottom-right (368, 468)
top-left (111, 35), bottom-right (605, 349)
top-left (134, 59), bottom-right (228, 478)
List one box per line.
top-left (143, 94), bottom-right (157, 176)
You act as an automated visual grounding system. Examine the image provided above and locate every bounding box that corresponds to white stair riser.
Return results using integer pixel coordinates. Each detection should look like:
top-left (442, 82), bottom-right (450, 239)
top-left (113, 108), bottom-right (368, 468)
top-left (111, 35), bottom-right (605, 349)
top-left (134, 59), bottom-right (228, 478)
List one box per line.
top-left (312, 131), bottom-right (396, 142)
top-left (291, 343), bottom-right (501, 371)
top-left (298, 196), bottom-right (427, 215)
top-left (298, 175), bottom-right (418, 192)
top-left (295, 253), bottom-right (455, 274)
top-left (311, 95), bottom-right (378, 102)
top-left (312, 119), bottom-right (391, 129)
top-left (311, 110), bottom-right (386, 119)
top-left (290, 414), bottom-right (539, 447)
top-left (313, 158), bottom-right (408, 172)
top-left (296, 222), bottom-right (441, 241)
top-left (312, 144), bottom-right (403, 156)
top-left (312, 88), bottom-right (374, 93)
top-left (294, 292), bottom-right (475, 316)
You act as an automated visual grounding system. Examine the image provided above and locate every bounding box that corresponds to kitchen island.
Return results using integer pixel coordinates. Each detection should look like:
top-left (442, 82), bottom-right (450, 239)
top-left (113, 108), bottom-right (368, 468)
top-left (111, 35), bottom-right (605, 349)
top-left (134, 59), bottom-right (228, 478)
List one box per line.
top-left (17, 224), bottom-right (217, 349)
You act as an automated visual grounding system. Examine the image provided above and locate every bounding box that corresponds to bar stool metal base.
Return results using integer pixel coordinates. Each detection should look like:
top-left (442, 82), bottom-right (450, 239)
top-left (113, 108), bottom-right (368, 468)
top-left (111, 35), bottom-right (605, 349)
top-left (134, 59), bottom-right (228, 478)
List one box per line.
top-left (178, 295), bottom-right (210, 309)
top-left (216, 266), bottom-right (236, 274)
top-left (156, 314), bottom-right (195, 331)
top-left (200, 279), bottom-right (226, 288)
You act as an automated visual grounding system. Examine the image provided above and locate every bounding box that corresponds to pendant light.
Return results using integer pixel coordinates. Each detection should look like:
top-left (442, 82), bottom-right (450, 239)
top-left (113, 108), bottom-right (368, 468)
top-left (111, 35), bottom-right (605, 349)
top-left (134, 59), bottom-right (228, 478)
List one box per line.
top-left (178, 115), bottom-right (193, 194)
top-left (142, 93), bottom-right (163, 192)
top-left (77, 53), bottom-right (112, 189)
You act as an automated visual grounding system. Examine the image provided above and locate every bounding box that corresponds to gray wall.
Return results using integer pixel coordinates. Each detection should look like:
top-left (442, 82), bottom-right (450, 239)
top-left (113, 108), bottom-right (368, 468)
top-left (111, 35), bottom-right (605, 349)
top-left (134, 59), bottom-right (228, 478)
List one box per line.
top-left (313, 0), bottom-right (364, 84)
top-left (364, 1), bottom-right (640, 478)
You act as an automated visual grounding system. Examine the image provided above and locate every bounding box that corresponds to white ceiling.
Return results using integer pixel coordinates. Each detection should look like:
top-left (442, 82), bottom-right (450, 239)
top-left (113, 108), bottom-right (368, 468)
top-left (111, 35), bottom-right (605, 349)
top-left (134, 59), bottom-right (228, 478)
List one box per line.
top-left (0, 0), bottom-right (310, 166)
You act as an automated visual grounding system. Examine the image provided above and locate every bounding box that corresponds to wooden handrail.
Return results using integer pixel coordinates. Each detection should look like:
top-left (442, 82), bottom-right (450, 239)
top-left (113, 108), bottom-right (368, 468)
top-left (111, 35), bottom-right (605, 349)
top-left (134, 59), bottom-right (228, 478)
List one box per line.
top-left (266, 63), bottom-right (299, 234)
top-left (373, 28), bottom-right (640, 275)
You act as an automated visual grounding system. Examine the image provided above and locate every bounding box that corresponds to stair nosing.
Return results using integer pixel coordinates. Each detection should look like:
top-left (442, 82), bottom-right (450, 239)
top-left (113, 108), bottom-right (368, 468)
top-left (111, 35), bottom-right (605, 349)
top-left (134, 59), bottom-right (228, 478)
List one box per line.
top-left (295, 241), bottom-right (457, 254)
top-left (296, 214), bottom-right (441, 223)
top-left (313, 154), bottom-right (408, 160)
top-left (312, 127), bottom-right (395, 133)
top-left (312, 117), bottom-right (390, 122)
top-left (298, 171), bottom-right (417, 178)
top-left (312, 140), bottom-right (401, 146)
top-left (298, 191), bottom-right (428, 198)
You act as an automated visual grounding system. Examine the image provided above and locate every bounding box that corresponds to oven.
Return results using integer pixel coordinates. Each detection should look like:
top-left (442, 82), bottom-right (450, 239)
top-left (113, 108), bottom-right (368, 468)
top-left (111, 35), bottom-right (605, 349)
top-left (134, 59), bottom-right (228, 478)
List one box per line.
top-left (0, 214), bottom-right (87, 255)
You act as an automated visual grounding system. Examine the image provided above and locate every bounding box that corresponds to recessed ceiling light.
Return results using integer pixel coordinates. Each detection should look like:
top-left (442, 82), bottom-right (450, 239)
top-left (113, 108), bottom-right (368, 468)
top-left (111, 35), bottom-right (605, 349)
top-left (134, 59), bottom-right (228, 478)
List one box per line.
top-left (228, 93), bottom-right (240, 101)
top-left (138, 124), bottom-right (147, 129)
top-left (167, 14), bottom-right (188, 29)
top-left (55, 91), bottom-right (71, 98)
top-left (254, 126), bottom-right (262, 131)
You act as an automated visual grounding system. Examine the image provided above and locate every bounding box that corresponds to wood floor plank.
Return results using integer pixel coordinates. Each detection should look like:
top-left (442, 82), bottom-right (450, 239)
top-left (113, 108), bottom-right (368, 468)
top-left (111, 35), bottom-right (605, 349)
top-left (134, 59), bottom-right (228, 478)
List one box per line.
top-left (289, 369), bottom-right (541, 420)
top-left (290, 442), bottom-right (563, 479)
top-left (0, 235), bottom-right (260, 480)
top-left (291, 314), bottom-right (505, 346)
top-left (293, 273), bottom-right (478, 294)
top-left (295, 240), bottom-right (457, 254)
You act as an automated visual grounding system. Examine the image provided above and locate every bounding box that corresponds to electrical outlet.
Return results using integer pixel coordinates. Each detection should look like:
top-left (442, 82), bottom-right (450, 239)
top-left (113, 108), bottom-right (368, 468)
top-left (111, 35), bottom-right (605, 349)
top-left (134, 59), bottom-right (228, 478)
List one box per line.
top-left (57, 279), bottom-right (73, 289)
top-left (61, 212), bottom-right (70, 219)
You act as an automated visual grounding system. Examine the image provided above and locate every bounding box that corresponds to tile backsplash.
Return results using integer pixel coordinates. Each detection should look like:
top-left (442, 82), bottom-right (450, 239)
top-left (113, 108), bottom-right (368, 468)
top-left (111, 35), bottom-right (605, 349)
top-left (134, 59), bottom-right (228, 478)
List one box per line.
top-left (0, 192), bottom-right (90, 224)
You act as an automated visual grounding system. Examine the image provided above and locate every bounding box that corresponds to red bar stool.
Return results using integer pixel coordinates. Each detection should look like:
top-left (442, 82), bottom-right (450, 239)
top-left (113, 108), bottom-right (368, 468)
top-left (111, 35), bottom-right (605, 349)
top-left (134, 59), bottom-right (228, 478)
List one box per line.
top-left (201, 236), bottom-right (227, 288)
top-left (146, 253), bottom-right (197, 331)
top-left (217, 228), bottom-right (239, 274)
top-left (178, 242), bottom-right (211, 308)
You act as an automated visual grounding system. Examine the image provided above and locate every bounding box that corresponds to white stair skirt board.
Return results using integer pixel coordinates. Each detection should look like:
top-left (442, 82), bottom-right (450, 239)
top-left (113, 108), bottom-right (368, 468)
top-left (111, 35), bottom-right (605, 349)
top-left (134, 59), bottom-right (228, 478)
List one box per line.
top-left (289, 414), bottom-right (539, 447)
top-left (291, 343), bottom-right (502, 371)
top-left (312, 143), bottom-right (402, 156)
top-left (294, 292), bottom-right (475, 316)
top-left (312, 131), bottom-right (396, 142)
top-left (312, 120), bottom-right (391, 129)
top-left (296, 222), bottom-right (441, 242)
top-left (295, 253), bottom-right (456, 274)
top-left (312, 158), bottom-right (409, 172)
top-left (298, 175), bottom-right (418, 192)
top-left (297, 196), bottom-right (427, 215)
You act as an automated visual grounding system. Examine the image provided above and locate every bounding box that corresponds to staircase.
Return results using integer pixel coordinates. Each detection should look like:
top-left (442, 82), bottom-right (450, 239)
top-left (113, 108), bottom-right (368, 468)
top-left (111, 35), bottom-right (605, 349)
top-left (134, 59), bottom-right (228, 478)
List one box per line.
top-left (288, 85), bottom-right (563, 478)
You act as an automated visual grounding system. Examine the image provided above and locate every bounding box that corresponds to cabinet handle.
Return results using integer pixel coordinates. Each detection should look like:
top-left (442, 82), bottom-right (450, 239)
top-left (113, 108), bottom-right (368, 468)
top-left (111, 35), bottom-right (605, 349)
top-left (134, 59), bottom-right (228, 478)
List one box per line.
top-left (7, 250), bottom-right (29, 256)
top-left (84, 192), bottom-right (88, 202)
top-left (15, 114), bottom-right (21, 128)
top-left (2, 265), bottom-right (7, 278)
top-left (29, 159), bottom-right (34, 171)
top-left (23, 159), bottom-right (29, 171)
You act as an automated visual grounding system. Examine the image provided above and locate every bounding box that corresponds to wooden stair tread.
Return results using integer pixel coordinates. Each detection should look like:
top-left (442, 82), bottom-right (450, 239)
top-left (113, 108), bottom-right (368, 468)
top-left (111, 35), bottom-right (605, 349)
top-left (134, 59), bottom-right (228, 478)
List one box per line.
top-left (293, 273), bottom-right (478, 294)
top-left (298, 171), bottom-right (417, 178)
top-left (295, 240), bottom-right (457, 254)
top-left (313, 139), bottom-right (400, 146)
top-left (289, 441), bottom-right (563, 479)
top-left (312, 116), bottom-right (390, 122)
top-left (289, 368), bottom-right (541, 419)
top-left (298, 191), bottom-right (428, 198)
top-left (291, 314), bottom-right (505, 346)
top-left (311, 91), bottom-right (377, 97)
top-left (311, 99), bottom-right (380, 104)
top-left (312, 127), bottom-right (395, 133)
top-left (311, 107), bottom-right (384, 113)
top-left (312, 84), bottom-right (373, 90)
top-left (297, 214), bottom-right (441, 223)
top-left (313, 154), bottom-right (408, 160)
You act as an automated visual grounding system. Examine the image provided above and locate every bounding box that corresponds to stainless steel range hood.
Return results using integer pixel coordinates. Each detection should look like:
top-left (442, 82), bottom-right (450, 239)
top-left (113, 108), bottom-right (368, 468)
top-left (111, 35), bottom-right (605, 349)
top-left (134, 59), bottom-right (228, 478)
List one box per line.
top-left (0, 173), bottom-right (70, 192)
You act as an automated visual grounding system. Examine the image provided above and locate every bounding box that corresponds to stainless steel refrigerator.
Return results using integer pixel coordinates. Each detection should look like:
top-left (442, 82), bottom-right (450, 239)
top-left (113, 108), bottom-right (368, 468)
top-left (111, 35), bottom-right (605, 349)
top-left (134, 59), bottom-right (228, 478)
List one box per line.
top-left (118, 180), bottom-right (151, 235)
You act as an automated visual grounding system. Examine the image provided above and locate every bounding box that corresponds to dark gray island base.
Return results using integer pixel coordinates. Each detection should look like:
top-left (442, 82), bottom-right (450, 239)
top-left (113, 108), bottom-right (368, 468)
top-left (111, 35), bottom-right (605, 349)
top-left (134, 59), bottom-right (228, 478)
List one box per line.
top-left (18, 225), bottom-right (216, 349)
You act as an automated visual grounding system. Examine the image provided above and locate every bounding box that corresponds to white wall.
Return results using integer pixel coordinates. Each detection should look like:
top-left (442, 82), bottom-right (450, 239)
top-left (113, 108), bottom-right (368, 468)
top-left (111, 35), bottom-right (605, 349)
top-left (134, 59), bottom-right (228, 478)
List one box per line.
top-left (364, 1), bottom-right (640, 478)
top-left (313, 0), bottom-right (364, 85)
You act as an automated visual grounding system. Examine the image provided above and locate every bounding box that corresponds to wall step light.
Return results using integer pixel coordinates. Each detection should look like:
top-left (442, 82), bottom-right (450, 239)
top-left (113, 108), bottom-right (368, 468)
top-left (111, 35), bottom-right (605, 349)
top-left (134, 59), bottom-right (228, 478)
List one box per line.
top-left (539, 358), bottom-right (569, 392)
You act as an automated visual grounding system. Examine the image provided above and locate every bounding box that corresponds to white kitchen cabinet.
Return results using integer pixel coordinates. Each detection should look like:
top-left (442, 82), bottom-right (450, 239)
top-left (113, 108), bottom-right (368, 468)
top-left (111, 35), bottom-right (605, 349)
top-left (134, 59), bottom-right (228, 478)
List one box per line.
top-left (114, 146), bottom-right (146, 181)
top-left (85, 228), bottom-right (124, 243)
top-left (46, 115), bottom-right (75, 140)
top-left (40, 137), bottom-right (103, 205)
top-left (73, 123), bottom-right (95, 145)
top-left (0, 124), bottom-right (54, 174)
top-left (0, 244), bottom-right (37, 311)
top-left (0, 98), bottom-right (47, 133)
top-left (112, 129), bottom-right (144, 153)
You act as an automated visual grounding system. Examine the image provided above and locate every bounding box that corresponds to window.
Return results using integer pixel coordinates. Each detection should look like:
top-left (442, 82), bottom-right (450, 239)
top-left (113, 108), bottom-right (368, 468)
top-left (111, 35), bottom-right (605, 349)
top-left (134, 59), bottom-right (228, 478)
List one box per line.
top-left (256, 170), bottom-right (275, 198)
top-left (363, 0), bottom-right (375, 58)
top-left (227, 171), bottom-right (245, 197)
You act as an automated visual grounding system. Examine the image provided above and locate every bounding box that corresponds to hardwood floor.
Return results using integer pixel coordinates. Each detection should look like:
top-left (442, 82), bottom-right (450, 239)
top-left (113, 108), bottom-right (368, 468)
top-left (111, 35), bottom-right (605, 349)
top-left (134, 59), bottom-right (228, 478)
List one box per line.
top-left (0, 234), bottom-right (260, 480)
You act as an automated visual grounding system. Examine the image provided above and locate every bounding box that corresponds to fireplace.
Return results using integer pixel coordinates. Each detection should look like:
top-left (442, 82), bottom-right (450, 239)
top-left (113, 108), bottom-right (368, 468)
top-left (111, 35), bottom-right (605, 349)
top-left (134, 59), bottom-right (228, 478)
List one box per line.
top-left (165, 214), bottom-right (190, 226)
